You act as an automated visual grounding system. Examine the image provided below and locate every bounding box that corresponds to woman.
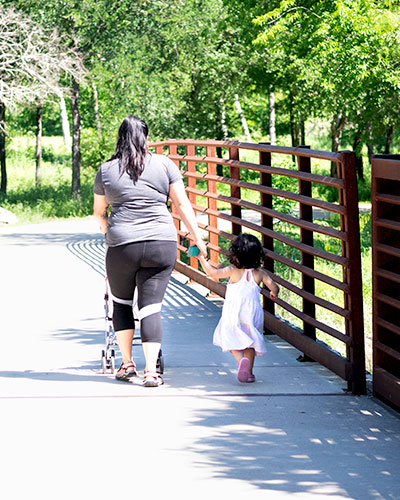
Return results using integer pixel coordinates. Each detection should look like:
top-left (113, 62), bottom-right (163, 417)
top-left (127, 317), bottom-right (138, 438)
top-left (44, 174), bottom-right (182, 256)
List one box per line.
top-left (93, 115), bottom-right (206, 387)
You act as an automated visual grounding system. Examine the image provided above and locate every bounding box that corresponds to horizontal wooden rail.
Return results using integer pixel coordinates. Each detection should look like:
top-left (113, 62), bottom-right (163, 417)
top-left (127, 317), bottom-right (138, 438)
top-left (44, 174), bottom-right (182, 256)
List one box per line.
top-left (168, 153), bottom-right (344, 188)
top-left (375, 193), bottom-right (400, 205)
top-left (375, 218), bottom-right (400, 231)
top-left (184, 186), bottom-right (346, 240)
top-left (376, 317), bottom-right (400, 336)
top-left (267, 294), bottom-right (350, 344)
top-left (151, 138), bottom-right (342, 162)
top-left (271, 273), bottom-right (349, 319)
top-left (375, 268), bottom-right (400, 284)
top-left (183, 172), bottom-right (345, 214)
top-left (174, 204), bottom-right (348, 266)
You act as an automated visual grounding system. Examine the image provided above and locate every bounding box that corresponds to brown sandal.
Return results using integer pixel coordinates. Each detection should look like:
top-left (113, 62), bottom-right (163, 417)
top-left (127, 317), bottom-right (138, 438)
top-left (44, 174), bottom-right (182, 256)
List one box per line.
top-left (143, 371), bottom-right (164, 387)
top-left (115, 361), bottom-right (137, 381)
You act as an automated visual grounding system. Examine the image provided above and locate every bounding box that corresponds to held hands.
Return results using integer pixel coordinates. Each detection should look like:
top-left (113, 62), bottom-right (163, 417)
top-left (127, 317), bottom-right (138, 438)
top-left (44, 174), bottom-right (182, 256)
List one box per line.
top-left (192, 239), bottom-right (207, 258)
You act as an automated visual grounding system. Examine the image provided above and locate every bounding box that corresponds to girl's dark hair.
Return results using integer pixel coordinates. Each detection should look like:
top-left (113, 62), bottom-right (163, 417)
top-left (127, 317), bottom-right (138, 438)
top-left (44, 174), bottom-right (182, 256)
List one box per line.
top-left (109, 115), bottom-right (148, 182)
top-left (228, 233), bottom-right (265, 269)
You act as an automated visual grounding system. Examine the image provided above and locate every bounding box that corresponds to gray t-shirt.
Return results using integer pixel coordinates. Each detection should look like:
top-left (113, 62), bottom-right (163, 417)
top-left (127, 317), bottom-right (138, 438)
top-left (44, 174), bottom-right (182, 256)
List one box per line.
top-left (93, 153), bottom-right (182, 247)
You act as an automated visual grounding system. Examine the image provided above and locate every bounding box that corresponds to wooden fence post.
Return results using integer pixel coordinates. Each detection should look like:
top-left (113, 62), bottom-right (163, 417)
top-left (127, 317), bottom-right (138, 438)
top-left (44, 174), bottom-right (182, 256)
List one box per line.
top-left (298, 145), bottom-right (316, 360)
top-left (340, 151), bottom-right (366, 394)
top-left (206, 145), bottom-right (219, 265)
top-left (259, 144), bottom-right (274, 316)
top-left (229, 146), bottom-right (242, 235)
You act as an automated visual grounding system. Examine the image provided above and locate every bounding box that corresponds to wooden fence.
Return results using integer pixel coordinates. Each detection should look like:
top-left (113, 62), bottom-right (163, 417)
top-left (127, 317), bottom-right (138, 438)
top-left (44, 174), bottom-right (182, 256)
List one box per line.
top-left (371, 154), bottom-right (400, 409)
top-left (150, 139), bottom-right (366, 394)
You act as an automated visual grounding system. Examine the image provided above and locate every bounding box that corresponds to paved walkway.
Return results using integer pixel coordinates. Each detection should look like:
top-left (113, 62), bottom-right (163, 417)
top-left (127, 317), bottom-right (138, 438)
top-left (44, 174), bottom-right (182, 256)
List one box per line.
top-left (0, 217), bottom-right (398, 500)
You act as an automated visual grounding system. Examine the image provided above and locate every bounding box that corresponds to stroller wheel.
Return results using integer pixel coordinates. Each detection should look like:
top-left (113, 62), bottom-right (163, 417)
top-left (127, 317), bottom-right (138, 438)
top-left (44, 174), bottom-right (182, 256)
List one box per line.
top-left (101, 350), bottom-right (107, 374)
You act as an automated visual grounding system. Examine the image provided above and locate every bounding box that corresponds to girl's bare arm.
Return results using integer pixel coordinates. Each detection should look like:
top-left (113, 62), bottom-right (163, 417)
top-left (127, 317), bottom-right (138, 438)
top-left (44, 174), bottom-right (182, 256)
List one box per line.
top-left (198, 255), bottom-right (234, 281)
top-left (260, 269), bottom-right (279, 300)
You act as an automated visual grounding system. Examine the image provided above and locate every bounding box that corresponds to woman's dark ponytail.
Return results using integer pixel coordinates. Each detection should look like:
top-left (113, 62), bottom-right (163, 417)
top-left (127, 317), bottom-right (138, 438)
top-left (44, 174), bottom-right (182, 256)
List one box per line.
top-left (109, 115), bottom-right (148, 182)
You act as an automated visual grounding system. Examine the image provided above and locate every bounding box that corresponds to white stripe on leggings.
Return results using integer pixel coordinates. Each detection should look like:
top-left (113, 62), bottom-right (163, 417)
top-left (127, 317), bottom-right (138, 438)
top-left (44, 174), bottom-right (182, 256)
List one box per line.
top-left (138, 302), bottom-right (162, 320)
top-left (111, 295), bottom-right (134, 306)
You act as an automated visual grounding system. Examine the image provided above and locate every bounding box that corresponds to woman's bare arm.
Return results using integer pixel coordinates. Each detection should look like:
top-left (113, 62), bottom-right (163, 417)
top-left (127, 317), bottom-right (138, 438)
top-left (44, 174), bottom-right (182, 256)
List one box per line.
top-left (93, 194), bottom-right (109, 234)
top-left (169, 179), bottom-right (207, 257)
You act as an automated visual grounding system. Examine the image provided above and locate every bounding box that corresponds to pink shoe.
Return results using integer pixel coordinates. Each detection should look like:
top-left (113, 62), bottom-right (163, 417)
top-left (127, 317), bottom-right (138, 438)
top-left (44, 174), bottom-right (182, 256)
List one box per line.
top-left (237, 358), bottom-right (250, 383)
top-left (247, 374), bottom-right (255, 383)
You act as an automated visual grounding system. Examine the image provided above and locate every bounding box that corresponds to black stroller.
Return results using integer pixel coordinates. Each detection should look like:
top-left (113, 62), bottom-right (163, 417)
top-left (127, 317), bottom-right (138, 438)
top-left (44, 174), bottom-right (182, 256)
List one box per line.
top-left (101, 277), bottom-right (164, 375)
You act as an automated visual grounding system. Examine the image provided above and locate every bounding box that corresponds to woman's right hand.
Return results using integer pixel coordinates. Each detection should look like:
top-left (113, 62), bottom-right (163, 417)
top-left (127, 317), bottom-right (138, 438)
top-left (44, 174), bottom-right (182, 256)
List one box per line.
top-left (194, 239), bottom-right (207, 258)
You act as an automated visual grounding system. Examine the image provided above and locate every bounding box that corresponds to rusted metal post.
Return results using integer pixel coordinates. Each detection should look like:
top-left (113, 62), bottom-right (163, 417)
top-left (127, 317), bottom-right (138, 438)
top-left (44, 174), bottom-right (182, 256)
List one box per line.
top-left (259, 144), bottom-right (274, 316)
top-left (229, 146), bottom-right (242, 235)
top-left (298, 146), bottom-right (316, 359)
top-left (340, 151), bottom-right (366, 394)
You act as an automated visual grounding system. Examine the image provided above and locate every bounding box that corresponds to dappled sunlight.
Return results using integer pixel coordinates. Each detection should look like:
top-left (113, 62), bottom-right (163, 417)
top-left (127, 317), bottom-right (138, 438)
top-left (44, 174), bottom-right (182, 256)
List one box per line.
top-left (183, 395), bottom-right (400, 497)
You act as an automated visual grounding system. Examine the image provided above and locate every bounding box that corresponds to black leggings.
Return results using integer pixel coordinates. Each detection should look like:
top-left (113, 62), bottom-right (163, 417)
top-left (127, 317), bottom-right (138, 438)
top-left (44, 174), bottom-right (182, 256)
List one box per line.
top-left (106, 240), bottom-right (177, 343)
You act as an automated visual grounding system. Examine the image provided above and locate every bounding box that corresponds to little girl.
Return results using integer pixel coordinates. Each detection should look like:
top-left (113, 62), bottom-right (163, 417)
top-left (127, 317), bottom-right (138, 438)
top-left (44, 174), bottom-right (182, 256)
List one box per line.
top-left (198, 233), bottom-right (279, 383)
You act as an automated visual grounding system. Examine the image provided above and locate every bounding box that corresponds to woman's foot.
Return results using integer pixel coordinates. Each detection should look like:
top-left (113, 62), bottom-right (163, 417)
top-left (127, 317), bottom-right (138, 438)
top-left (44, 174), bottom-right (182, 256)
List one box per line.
top-left (247, 374), bottom-right (256, 383)
top-left (143, 371), bottom-right (164, 387)
top-left (115, 361), bottom-right (137, 381)
top-left (237, 357), bottom-right (251, 383)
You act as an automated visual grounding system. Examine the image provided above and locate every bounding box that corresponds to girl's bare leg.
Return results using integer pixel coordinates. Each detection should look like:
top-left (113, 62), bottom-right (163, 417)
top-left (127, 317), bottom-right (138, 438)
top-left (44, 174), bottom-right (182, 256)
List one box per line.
top-left (231, 349), bottom-right (244, 364)
top-left (231, 348), bottom-right (255, 374)
top-left (244, 348), bottom-right (256, 374)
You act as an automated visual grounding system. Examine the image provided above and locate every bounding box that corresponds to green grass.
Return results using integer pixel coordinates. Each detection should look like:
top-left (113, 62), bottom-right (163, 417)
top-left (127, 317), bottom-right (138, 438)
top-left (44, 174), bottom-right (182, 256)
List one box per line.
top-left (0, 136), bottom-right (95, 224)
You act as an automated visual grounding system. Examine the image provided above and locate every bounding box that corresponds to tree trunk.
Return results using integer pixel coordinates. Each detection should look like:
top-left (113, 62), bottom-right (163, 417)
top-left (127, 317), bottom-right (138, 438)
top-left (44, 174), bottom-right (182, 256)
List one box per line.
top-left (269, 91), bottom-right (276, 145)
top-left (71, 77), bottom-right (81, 197)
top-left (234, 94), bottom-right (251, 142)
top-left (300, 117), bottom-right (305, 146)
top-left (352, 133), bottom-right (364, 181)
top-left (0, 103), bottom-right (6, 194)
top-left (366, 122), bottom-right (374, 164)
top-left (92, 78), bottom-right (102, 137)
top-left (59, 94), bottom-right (71, 147)
top-left (36, 105), bottom-right (42, 187)
top-left (384, 124), bottom-right (394, 155)
top-left (289, 94), bottom-right (300, 163)
top-left (216, 96), bottom-right (228, 176)
top-left (219, 96), bottom-right (228, 141)
top-left (330, 113), bottom-right (346, 177)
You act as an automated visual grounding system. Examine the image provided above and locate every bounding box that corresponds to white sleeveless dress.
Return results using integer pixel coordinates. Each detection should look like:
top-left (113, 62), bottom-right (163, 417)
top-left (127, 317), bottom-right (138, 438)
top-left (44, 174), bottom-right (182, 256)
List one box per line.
top-left (213, 269), bottom-right (266, 355)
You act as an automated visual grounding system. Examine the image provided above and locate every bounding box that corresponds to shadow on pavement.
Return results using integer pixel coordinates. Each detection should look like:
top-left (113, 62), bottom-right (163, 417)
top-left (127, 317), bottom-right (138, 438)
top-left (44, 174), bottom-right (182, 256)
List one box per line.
top-left (186, 394), bottom-right (400, 498)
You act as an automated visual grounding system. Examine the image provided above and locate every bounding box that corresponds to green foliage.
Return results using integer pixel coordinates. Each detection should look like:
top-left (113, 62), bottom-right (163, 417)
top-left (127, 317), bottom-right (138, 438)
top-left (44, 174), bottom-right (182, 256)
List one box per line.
top-left (253, 0), bottom-right (400, 153)
top-left (80, 128), bottom-right (115, 170)
top-left (2, 0), bottom-right (400, 190)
